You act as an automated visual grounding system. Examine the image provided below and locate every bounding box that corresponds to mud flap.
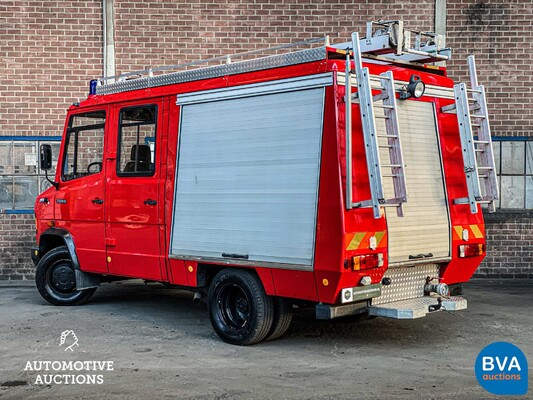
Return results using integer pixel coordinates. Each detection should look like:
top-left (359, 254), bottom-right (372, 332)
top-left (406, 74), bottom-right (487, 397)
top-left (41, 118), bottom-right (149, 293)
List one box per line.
top-left (368, 296), bottom-right (467, 319)
top-left (75, 270), bottom-right (100, 290)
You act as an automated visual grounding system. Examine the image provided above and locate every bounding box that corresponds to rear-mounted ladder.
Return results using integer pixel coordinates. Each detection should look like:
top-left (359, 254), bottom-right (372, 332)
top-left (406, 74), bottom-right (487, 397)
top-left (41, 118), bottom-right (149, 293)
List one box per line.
top-left (441, 56), bottom-right (499, 213)
top-left (345, 32), bottom-right (408, 218)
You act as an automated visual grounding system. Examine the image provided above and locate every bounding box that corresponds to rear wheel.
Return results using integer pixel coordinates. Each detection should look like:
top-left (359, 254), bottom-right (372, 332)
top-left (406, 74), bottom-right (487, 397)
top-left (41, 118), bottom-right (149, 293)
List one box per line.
top-left (264, 297), bottom-right (293, 341)
top-left (208, 269), bottom-right (273, 345)
top-left (35, 246), bottom-right (96, 306)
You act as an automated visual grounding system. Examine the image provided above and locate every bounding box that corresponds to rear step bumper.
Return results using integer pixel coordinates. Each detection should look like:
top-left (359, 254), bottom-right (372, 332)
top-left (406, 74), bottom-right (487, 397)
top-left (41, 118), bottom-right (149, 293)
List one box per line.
top-left (368, 296), bottom-right (467, 319)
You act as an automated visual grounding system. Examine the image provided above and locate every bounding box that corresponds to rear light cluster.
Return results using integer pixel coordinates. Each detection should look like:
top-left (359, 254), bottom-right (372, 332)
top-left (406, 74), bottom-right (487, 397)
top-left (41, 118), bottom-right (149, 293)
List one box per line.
top-left (458, 243), bottom-right (485, 258)
top-left (347, 253), bottom-right (384, 271)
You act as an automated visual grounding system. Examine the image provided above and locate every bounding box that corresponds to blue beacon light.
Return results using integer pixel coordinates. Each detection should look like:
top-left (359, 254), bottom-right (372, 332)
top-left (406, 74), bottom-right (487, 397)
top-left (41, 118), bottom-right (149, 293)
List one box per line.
top-left (89, 79), bottom-right (98, 96)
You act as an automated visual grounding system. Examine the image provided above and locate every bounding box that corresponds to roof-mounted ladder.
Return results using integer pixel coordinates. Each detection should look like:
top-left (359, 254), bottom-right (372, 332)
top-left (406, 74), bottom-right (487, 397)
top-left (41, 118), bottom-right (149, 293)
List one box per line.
top-left (332, 20), bottom-right (451, 65)
top-left (441, 55), bottom-right (499, 213)
top-left (345, 32), bottom-right (408, 218)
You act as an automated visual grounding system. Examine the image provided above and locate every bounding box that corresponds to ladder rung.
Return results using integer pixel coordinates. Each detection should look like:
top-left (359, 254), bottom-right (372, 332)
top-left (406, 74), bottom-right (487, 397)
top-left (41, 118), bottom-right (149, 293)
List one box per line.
top-left (379, 144), bottom-right (393, 148)
top-left (467, 89), bottom-right (483, 94)
top-left (378, 134), bottom-right (398, 139)
top-left (475, 148), bottom-right (484, 152)
top-left (382, 164), bottom-right (402, 168)
top-left (471, 123), bottom-right (481, 127)
top-left (374, 104), bottom-right (394, 109)
top-left (375, 115), bottom-right (389, 119)
top-left (382, 174), bottom-right (399, 177)
top-left (470, 114), bottom-right (486, 119)
top-left (474, 140), bottom-right (489, 144)
top-left (478, 166), bottom-right (493, 170)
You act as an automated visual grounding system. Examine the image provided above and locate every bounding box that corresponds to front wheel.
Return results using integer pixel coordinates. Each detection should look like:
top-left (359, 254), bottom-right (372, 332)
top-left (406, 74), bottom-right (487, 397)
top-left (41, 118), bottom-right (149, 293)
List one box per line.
top-left (35, 246), bottom-right (96, 306)
top-left (208, 269), bottom-right (273, 345)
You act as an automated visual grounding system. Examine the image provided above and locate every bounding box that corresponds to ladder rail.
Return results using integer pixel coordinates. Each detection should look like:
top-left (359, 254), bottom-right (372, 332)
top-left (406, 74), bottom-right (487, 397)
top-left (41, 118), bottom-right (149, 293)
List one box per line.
top-left (380, 70), bottom-right (407, 217)
top-left (467, 56), bottom-right (499, 212)
top-left (454, 83), bottom-right (482, 213)
top-left (352, 32), bottom-right (385, 218)
top-left (344, 32), bottom-right (408, 218)
top-left (345, 51), bottom-right (353, 210)
top-left (448, 55), bottom-right (499, 213)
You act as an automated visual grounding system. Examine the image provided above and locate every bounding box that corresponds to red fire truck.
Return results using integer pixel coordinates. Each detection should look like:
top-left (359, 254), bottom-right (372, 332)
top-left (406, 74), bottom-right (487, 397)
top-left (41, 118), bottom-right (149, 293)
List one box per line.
top-left (33, 21), bottom-right (498, 345)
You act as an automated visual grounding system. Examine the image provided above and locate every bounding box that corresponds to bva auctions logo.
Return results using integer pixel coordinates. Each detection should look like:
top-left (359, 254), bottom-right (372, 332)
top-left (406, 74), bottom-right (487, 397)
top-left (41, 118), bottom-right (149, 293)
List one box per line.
top-left (59, 330), bottom-right (79, 352)
top-left (475, 341), bottom-right (528, 395)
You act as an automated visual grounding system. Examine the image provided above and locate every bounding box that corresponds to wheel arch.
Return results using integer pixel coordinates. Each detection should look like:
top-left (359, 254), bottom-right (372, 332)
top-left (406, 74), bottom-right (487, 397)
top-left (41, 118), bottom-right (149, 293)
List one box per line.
top-left (39, 228), bottom-right (80, 270)
top-left (196, 264), bottom-right (276, 295)
top-left (37, 228), bottom-right (100, 290)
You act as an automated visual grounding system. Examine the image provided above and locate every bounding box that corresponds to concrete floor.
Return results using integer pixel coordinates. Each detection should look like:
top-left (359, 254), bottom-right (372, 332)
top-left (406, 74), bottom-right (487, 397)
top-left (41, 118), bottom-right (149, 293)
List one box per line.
top-left (0, 280), bottom-right (531, 399)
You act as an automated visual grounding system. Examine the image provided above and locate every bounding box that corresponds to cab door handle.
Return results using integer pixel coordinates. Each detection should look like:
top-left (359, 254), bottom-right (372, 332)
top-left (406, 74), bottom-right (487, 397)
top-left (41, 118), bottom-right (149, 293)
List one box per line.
top-left (92, 198), bottom-right (104, 205)
top-left (144, 199), bottom-right (157, 206)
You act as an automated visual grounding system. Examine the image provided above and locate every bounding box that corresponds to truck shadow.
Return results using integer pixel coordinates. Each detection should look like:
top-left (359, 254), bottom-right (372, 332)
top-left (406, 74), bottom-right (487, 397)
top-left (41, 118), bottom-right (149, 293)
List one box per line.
top-left (80, 282), bottom-right (466, 348)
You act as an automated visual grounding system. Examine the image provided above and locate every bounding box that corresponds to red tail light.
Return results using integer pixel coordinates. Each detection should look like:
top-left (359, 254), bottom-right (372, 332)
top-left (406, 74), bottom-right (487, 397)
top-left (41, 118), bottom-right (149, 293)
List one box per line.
top-left (352, 253), bottom-right (384, 270)
top-left (458, 243), bottom-right (485, 258)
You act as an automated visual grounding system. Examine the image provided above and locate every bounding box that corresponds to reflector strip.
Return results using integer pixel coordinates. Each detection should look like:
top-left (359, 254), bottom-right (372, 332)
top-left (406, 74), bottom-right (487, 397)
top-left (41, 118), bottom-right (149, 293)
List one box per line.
top-left (345, 231), bottom-right (386, 251)
top-left (452, 224), bottom-right (485, 240)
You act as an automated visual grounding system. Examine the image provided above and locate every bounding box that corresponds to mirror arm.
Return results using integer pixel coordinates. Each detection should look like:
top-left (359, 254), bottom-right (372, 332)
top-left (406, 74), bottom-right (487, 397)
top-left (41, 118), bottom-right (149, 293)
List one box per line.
top-left (44, 170), bottom-right (59, 190)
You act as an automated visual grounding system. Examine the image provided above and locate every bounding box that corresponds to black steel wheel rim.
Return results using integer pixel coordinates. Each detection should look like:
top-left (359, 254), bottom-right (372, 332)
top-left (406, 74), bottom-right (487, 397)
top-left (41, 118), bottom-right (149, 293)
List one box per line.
top-left (46, 259), bottom-right (76, 295)
top-left (217, 283), bottom-right (251, 330)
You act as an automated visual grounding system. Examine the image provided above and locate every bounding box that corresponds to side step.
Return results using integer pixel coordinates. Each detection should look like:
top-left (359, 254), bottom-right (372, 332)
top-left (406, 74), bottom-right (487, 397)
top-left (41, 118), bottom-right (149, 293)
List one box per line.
top-left (368, 296), bottom-right (467, 319)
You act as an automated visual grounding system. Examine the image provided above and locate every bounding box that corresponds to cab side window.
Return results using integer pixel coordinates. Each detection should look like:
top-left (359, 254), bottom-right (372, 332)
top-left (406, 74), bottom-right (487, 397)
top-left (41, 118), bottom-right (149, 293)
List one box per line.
top-left (117, 106), bottom-right (157, 176)
top-left (63, 111), bottom-right (105, 181)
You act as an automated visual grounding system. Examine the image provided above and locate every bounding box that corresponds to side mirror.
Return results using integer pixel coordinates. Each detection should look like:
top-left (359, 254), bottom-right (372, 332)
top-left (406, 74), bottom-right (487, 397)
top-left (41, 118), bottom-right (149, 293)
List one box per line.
top-left (40, 144), bottom-right (59, 189)
top-left (40, 144), bottom-right (52, 171)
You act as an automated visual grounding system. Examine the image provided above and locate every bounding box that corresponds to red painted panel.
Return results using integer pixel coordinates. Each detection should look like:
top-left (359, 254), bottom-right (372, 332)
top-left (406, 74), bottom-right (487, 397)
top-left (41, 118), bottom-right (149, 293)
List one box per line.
top-left (105, 222), bottom-right (161, 280)
top-left (168, 259), bottom-right (189, 286)
top-left (54, 220), bottom-right (107, 274)
top-left (271, 269), bottom-right (318, 302)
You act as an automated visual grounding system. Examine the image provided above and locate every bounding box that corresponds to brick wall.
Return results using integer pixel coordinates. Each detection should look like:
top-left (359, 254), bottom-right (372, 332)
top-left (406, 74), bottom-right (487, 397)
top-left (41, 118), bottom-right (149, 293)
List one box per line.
top-left (447, 0), bottom-right (533, 137)
top-left (0, 214), bottom-right (36, 280)
top-left (476, 211), bottom-right (533, 279)
top-left (0, 0), bottom-right (531, 280)
top-left (0, 0), bottom-right (103, 137)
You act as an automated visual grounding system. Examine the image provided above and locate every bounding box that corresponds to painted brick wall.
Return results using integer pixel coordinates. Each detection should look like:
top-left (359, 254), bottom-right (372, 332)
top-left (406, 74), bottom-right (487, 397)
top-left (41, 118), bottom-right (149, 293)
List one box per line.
top-left (0, 0), bottom-right (531, 280)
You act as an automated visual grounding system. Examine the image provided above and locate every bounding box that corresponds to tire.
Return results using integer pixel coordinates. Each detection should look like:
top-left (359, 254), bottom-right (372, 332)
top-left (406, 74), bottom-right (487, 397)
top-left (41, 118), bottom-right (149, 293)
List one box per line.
top-left (35, 246), bottom-right (96, 306)
top-left (264, 297), bottom-right (293, 341)
top-left (208, 269), bottom-right (274, 346)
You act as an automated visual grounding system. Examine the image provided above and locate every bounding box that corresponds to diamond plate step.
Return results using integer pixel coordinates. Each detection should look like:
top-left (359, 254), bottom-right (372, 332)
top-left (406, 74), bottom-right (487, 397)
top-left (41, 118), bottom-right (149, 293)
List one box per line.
top-left (368, 296), bottom-right (467, 319)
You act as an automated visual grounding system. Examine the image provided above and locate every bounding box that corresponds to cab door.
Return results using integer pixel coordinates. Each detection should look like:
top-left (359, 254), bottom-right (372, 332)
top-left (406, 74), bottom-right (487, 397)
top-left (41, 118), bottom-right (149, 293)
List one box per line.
top-left (55, 109), bottom-right (108, 274)
top-left (105, 101), bottom-right (164, 280)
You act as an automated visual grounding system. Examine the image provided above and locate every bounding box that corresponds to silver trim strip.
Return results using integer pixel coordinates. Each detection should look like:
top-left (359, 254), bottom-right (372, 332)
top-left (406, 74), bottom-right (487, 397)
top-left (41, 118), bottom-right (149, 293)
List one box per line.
top-left (168, 254), bottom-right (312, 271)
top-left (176, 73), bottom-right (333, 105)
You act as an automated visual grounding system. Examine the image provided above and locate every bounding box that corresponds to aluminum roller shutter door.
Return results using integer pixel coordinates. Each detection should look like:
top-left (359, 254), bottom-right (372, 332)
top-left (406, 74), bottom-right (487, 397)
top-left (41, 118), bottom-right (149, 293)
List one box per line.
top-left (170, 88), bottom-right (325, 267)
top-left (377, 100), bottom-right (450, 264)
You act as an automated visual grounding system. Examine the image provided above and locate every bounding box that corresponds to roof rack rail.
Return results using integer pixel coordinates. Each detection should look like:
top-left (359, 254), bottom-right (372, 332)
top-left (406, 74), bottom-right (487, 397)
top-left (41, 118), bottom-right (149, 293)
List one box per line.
top-left (97, 36), bottom-right (329, 86)
top-left (94, 20), bottom-right (450, 96)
